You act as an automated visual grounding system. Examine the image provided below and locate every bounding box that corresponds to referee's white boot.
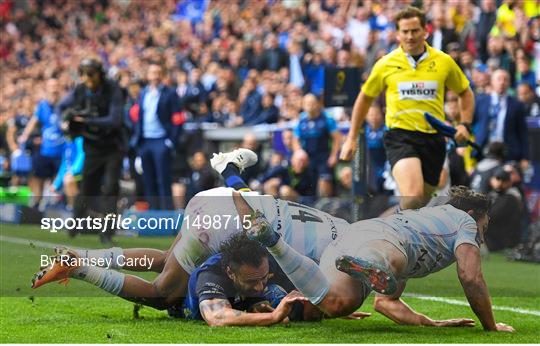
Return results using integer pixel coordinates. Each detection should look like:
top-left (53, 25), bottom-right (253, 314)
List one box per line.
top-left (210, 148), bottom-right (258, 174)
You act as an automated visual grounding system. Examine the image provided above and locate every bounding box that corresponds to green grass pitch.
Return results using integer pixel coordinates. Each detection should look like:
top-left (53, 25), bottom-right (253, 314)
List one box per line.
top-left (1, 224), bottom-right (539, 343)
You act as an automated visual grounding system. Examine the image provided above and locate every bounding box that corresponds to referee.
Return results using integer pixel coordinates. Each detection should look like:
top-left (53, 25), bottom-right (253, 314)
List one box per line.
top-left (341, 6), bottom-right (474, 210)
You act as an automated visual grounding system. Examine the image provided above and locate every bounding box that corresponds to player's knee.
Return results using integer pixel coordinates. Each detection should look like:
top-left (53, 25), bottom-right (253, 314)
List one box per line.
top-left (152, 272), bottom-right (178, 299)
top-left (153, 251), bottom-right (168, 272)
top-left (322, 296), bottom-right (359, 318)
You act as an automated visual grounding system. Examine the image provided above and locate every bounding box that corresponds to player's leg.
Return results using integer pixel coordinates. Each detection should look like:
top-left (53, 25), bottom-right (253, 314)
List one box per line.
top-left (246, 212), bottom-right (368, 317)
top-left (391, 157), bottom-right (430, 209)
top-left (210, 148), bottom-right (258, 191)
top-left (335, 239), bottom-right (407, 295)
top-left (32, 237), bottom-right (190, 310)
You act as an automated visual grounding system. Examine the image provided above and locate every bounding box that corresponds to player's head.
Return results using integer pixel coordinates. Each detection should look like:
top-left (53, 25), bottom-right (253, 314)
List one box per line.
top-left (395, 6), bottom-right (427, 55)
top-left (221, 234), bottom-right (270, 296)
top-left (79, 57), bottom-right (104, 90)
top-left (447, 186), bottom-right (491, 241)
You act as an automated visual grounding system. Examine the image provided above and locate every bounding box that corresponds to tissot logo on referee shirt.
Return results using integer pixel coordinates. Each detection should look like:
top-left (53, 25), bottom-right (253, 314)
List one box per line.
top-left (398, 81), bottom-right (438, 100)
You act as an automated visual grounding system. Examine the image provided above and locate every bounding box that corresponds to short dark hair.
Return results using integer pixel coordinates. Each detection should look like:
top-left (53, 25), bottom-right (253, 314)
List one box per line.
top-left (395, 6), bottom-right (426, 29)
top-left (486, 141), bottom-right (507, 161)
top-left (447, 186), bottom-right (491, 220)
top-left (78, 58), bottom-right (104, 76)
top-left (220, 233), bottom-right (268, 272)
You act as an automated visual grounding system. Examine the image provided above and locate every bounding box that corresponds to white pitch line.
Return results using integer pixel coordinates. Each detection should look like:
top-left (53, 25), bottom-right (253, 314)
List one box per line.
top-left (404, 293), bottom-right (540, 317)
top-left (0, 235), bottom-right (68, 250)
top-left (1, 234), bottom-right (539, 317)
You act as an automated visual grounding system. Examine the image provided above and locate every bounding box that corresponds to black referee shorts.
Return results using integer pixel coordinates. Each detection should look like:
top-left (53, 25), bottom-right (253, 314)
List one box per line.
top-left (383, 128), bottom-right (446, 187)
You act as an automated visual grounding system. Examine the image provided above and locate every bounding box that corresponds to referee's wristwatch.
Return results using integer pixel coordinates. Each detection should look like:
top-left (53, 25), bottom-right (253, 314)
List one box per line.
top-left (458, 122), bottom-right (472, 133)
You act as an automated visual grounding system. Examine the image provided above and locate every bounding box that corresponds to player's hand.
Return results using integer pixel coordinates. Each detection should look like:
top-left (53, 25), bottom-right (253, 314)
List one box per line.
top-left (495, 322), bottom-right (515, 332)
top-left (271, 290), bottom-right (308, 323)
top-left (327, 155), bottom-right (338, 168)
top-left (339, 138), bottom-right (356, 161)
top-left (454, 124), bottom-right (470, 144)
top-left (342, 311), bottom-right (372, 320)
top-left (432, 318), bottom-right (475, 327)
top-left (250, 302), bottom-right (274, 313)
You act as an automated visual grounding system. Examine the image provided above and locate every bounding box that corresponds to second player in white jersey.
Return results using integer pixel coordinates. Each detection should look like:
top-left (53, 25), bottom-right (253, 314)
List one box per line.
top-left (173, 187), bottom-right (349, 273)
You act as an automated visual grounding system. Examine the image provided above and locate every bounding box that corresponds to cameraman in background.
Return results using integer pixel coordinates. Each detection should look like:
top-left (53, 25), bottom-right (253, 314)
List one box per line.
top-left (59, 58), bottom-right (125, 243)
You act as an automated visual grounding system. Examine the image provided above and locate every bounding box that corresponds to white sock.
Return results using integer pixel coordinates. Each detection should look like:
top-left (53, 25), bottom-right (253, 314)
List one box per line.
top-left (79, 247), bottom-right (124, 269)
top-left (268, 237), bottom-right (330, 305)
top-left (72, 266), bottom-right (125, 295)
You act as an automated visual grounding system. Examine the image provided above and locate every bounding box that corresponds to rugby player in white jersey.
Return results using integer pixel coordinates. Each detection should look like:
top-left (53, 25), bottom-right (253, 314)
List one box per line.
top-left (247, 186), bottom-right (515, 332)
top-left (31, 149), bottom-right (351, 313)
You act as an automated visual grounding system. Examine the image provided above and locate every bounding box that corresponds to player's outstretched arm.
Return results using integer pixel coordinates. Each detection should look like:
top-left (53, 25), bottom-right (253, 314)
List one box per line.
top-left (455, 244), bottom-right (515, 332)
top-left (340, 91), bottom-right (374, 161)
top-left (199, 293), bottom-right (308, 327)
top-left (373, 280), bottom-right (475, 327)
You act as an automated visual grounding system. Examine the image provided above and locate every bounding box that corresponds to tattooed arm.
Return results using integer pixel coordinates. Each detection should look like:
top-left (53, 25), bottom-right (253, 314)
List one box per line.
top-left (199, 298), bottom-right (276, 327)
top-left (199, 292), bottom-right (308, 327)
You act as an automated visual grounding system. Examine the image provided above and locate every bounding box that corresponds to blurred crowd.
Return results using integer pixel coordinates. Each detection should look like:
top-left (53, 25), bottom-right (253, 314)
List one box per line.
top-left (0, 0), bottom-right (539, 250)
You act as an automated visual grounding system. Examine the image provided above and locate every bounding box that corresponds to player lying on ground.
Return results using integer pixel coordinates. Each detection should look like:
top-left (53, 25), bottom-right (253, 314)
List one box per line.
top-left (168, 232), bottom-right (369, 325)
top-left (31, 149), bottom-right (352, 313)
top-left (247, 186), bottom-right (515, 332)
top-left (168, 233), bottom-right (312, 326)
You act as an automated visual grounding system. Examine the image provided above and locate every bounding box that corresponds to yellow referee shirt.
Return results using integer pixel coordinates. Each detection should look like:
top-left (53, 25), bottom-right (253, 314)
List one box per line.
top-left (361, 43), bottom-right (470, 134)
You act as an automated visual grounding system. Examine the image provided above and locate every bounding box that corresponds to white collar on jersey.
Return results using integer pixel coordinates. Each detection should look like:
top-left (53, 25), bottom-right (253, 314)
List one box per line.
top-left (404, 47), bottom-right (429, 69)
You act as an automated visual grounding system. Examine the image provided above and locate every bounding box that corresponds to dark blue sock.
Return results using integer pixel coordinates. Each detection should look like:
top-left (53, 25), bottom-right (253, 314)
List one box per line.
top-left (222, 163), bottom-right (250, 191)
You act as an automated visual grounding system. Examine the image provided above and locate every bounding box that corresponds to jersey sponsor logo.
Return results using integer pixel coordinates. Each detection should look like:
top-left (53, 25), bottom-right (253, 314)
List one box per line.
top-left (398, 81), bottom-right (438, 100)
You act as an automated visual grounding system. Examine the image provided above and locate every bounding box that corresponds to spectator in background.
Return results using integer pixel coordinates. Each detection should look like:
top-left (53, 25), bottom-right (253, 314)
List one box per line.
top-left (427, 8), bottom-right (459, 52)
top-left (476, 0), bottom-right (498, 63)
top-left (247, 39), bottom-right (266, 71)
top-left (5, 108), bottom-right (33, 186)
top-left (303, 52), bottom-right (325, 97)
top-left (471, 63), bottom-right (491, 94)
top-left (293, 94), bottom-right (341, 198)
top-left (244, 93), bottom-right (279, 126)
top-left (287, 41), bottom-right (305, 89)
top-left (486, 166), bottom-right (524, 251)
top-left (470, 141), bottom-right (506, 194)
top-left (184, 68), bottom-right (208, 116)
top-left (188, 151), bottom-right (218, 199)
top-left (515, 56), bottom-right (536, 88)
top-left (18, 78), bottom-right (65, 207)
top-left (125, 78), bottom-right (145, 204)
top-left (517, 83), bottom-right (540, 118)
top-left (261, 149), bottom-right (316, 204)
top-left (132, 62), bottom-right (183, 210)
top-left (238, 78), bottom-right (262, 126)
top-left (365, 104), bottom-right (387, 194)
top-left (263, 34), bottom-right (289, 72)
top-left (473, 69), bottom-right (529, 170)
